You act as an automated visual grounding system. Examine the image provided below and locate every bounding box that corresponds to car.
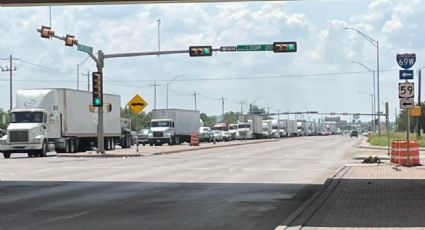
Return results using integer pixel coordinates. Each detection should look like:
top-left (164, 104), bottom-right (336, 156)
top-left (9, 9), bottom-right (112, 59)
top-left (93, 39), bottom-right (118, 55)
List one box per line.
top-left (137, 129), bottom-right (150, 146)
top-left (350, 130), bottom-right (359, 138)
top-left (221, 130), bottom-right (232, 141)
top-left (199, 127), bottom-right (213, 142)
top-left (211, 130), bottom-right (224, 142)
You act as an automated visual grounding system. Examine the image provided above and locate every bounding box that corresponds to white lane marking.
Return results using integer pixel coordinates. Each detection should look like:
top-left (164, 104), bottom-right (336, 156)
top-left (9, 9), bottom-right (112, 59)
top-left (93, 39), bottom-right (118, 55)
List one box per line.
top-left (181, 168), bottom-right (210, 170)
top-left (242, 168), bottom-right (336, 172)
top-left (36, 166), bottom-right (124, 172)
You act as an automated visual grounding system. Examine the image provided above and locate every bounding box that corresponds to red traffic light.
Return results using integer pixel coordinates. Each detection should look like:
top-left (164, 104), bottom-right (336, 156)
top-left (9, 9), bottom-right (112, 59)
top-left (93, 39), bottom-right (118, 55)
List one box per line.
top-left (189, 46), bottom-right (212, 57)
top-left (273, 42), bottom-right (297, 53)
top-left (65, 34), bottom-right (78, 47)
top-left (40, 26), bottom-right (54, 39)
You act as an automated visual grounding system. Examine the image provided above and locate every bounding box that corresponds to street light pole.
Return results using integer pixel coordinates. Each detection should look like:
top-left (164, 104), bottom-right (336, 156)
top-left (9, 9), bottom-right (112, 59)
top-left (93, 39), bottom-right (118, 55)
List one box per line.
top-left (77, 56), bottom-right (90, 90)
top-left (166, 75), bottom-right (180, 109)
top-left (345, 27), bottom-right (381, 136)
top-left (352, 61), bottom-right (376, 132)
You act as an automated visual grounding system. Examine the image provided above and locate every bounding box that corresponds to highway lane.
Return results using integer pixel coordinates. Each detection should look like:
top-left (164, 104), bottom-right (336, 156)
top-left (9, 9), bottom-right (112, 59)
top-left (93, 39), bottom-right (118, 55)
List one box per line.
top-left (0, 135), bottom-right (360, 230)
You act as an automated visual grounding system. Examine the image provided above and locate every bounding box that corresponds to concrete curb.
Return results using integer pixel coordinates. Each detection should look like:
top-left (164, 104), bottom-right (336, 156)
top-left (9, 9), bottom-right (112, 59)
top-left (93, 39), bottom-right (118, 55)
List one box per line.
top-left (56, 139), bottom-right (279, 158)
top-left (357, 145), bottom-right (425, 153)
top-left (274, 166), bottom-right (349, 230)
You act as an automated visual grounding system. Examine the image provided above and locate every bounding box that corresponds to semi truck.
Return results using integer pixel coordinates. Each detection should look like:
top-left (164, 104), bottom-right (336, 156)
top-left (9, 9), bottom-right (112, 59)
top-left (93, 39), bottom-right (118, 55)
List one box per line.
top-left (148, 109), bottom-right (200, 145)
top-left (236, 115), bottom-right (263, 139)
top-left (0, 88), bottom-right (131, 158)
top-left (281, 119), bottom-right (297, 137)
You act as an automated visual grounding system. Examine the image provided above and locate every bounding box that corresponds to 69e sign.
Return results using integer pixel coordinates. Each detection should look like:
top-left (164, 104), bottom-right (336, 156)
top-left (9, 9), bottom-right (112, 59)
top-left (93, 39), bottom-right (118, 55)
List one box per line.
top-left (399, 82), bottom-right (414, 99)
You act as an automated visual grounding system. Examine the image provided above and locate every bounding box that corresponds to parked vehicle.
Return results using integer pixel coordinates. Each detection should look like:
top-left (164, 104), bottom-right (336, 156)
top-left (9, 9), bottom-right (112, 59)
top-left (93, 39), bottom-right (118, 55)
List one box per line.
top-left (247, 115), bottom-right (263, 139)
top-left (137, 129), bottom-right (150, 146)
top-left (221, 130), bottom-right (231, 141)
top-left (278, 120), bottom-right (287, 137)
top-left (199, 126), bottom-right (213, 142)
top-left (236, 123), bottom-right (251, 140)
top-left (282, 120), bottom-right (297, 137)
top-left (211, 130), bottom-right (224, 142)
top-left (271, 120), bottom-right (280, 138)
top-left (0, 89), bottom-right (130, 158)
top-left (262, 121), bottom-right (273, 138)
top-left (228, 124), bottom-right (238, 140)
top-left (148, 109), bottom-right (200, 146)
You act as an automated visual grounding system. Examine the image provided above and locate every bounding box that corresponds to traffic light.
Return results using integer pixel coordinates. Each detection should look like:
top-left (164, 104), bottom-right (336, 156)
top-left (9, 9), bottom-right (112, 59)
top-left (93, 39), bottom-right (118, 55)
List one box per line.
top-left (92, 72), bottom-right (103, 107)
top-left (273, 42), bottom-right (297, 53)
top-left (40, 26), bottom-right (54, 39)
top-left (189, 46), bottom-right (212, 57)
top-left (65, 34), bottom-right (78, 47)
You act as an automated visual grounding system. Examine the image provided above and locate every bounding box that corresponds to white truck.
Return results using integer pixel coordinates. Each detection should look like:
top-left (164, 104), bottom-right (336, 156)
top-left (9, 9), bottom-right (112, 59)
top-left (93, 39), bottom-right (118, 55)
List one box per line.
top-left (236, 115), bottom-right (263, 139)
top-left (262, 120), bottom-right (273, 138)
top-left (148, 109), bottom-right (200, 146)
top-left (281, 120), bottom-right (297, 137)
top-left (0, 89), bottom-right (130, 158)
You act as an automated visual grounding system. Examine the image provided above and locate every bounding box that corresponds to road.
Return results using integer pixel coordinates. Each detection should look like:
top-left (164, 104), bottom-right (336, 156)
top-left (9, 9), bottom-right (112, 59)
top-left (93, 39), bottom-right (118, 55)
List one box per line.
top-left (0, 135), bottom-right (360, 230)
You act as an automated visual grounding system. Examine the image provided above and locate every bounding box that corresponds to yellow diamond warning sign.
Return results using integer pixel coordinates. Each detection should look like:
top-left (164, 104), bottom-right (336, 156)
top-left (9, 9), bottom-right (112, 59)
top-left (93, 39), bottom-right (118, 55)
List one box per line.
top-left (128, 94), bottom-right (148, 114)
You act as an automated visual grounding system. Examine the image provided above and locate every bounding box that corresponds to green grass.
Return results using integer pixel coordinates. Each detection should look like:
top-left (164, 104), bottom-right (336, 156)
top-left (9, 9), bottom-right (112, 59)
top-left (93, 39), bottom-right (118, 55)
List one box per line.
top-left (368, 132), bottom-right (425, 147)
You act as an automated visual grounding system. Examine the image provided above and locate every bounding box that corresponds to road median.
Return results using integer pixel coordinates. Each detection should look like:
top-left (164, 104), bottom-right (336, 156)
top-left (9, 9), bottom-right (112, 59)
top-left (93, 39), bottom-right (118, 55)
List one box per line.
top-left (57, 138), bottom-right (279, 158)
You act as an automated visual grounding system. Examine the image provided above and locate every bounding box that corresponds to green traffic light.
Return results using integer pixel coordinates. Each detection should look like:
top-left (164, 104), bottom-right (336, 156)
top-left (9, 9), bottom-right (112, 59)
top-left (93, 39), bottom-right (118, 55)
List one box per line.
top-left (203, 48), bottom-right (210, 54)
top-left (288, 44), bottom-right (295, 51)
top-left (94, 98), bottom-right (101, 106)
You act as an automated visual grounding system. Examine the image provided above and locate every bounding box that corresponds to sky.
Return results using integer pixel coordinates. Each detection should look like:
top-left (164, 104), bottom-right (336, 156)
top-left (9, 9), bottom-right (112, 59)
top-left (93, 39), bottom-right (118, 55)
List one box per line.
top-left (0, 0), bottom-right (424, 122)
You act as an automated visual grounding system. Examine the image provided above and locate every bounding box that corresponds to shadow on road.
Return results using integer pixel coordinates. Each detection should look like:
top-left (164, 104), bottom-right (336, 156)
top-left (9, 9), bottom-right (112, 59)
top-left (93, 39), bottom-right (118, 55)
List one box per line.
top-left (0, 180), bottom-right (320, 230)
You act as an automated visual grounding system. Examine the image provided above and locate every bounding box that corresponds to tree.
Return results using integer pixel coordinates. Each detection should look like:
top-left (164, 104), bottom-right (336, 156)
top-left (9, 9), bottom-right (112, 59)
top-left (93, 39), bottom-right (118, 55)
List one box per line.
top-left (121, 106), bottom-right (152, 131)
top-left (222, 111), bottom-right (241, 125)
top-left (0, 109), bottom-right (9, 129)
top-left (396, 102), bottom-right (425, 132)
top-left (200, 113), bottom-right (217, 127)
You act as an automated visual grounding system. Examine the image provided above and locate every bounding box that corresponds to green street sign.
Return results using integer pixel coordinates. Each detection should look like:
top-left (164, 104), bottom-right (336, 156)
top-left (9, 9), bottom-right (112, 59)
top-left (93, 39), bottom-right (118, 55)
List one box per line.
top-left (77, 44), bottom-right (93, 54)
top-left (237, 44), bottom-right (273, 52)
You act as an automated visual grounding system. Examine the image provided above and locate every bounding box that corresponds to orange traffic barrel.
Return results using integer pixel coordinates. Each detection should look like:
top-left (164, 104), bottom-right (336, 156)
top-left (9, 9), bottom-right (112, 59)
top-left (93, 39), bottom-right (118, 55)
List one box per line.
top-left (391, 140), bottom-right (420, 166)
top-left (190, 133), bottom-right (199, 146)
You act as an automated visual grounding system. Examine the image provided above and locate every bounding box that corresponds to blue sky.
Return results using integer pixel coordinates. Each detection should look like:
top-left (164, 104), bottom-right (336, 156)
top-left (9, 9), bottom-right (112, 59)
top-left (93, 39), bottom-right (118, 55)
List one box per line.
top-left (0, 0), bottom-right (424, 121)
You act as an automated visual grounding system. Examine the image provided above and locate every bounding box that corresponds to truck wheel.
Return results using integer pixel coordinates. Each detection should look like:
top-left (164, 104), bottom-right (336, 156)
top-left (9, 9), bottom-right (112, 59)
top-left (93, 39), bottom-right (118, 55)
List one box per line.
top-left (149, 143), bottom-right (153, 146)
top-left (38, 140), bottom-right (48, 157)
top-left (69, 139), bottom-right (76, 153)
top-left (3, 152), bottom-right (11, 159)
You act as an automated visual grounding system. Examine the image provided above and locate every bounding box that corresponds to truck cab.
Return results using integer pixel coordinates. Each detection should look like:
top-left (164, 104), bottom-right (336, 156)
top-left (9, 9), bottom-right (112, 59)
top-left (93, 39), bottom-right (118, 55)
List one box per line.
top-left (236, 123), bottom-right (252, 140)
top-left (148, 119), bottom-right (176, 146)
top-left (0, 109), bottom-right (51, 158)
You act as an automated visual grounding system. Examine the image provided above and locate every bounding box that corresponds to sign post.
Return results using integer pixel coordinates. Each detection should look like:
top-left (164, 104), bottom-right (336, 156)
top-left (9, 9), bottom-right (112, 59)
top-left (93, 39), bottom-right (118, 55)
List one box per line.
top-left (396, 53), bottom-right (417, 166)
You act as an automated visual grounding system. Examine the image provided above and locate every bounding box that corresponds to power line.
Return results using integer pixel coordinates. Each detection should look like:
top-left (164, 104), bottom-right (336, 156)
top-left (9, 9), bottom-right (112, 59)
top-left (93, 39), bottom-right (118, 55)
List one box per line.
top-left (102, 69), bottom-right (398, 83)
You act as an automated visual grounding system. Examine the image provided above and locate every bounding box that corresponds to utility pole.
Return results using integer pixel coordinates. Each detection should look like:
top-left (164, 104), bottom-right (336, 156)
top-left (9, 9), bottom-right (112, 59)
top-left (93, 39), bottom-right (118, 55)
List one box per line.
top-left (239, 100), bottom-right (244, 122)
top-left (150, 82), bottom-right (160, 110)
top-left (221, 96), bottom-right (227, 118)
top-left (417, 69), bottom-right (422, 137)
top-left (193, 92), bottom-right (200, 110)
top-left (1, 55), bottom-right (19, 112)
top-left (157, 18), bottom-right (161, 56)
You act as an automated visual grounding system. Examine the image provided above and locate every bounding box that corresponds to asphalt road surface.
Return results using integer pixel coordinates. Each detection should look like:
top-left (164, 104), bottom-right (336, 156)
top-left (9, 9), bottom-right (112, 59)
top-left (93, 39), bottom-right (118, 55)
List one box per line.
top-left (0, 135), bottom-right (360, 230)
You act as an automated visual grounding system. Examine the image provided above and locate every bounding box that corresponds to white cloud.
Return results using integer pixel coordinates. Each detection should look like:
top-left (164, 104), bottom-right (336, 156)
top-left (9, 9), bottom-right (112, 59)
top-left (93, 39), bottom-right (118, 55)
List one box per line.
top-left (0, 0), bottom-right (424, 121)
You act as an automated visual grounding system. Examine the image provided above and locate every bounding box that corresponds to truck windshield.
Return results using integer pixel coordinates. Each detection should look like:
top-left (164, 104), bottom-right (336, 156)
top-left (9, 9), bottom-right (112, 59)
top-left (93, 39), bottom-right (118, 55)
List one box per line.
top-left (11, 112), bottom-right (44, 123)
top-left (238, 124), bottom-right (250, 129)
top-left (151, 121), bottom-right (170, 127)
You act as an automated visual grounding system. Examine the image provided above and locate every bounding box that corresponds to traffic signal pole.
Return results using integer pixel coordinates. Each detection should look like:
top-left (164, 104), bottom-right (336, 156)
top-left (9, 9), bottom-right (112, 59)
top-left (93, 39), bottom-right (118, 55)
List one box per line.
top-left (37, 26), bottom-right (297, 154)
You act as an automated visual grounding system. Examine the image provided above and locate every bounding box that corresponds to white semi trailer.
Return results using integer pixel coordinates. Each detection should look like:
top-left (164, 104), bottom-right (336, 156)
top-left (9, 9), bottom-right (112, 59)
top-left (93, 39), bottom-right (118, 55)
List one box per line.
top-left (0, 89), bottom-right (131, 158)
top-left (148, 109), bottom-right (200, 145)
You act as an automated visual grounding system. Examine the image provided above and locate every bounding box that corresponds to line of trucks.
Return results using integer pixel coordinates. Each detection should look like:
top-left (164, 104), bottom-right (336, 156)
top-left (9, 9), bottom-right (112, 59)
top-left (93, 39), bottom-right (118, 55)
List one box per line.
top-left (0, 88), bottom-right (335, 158)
